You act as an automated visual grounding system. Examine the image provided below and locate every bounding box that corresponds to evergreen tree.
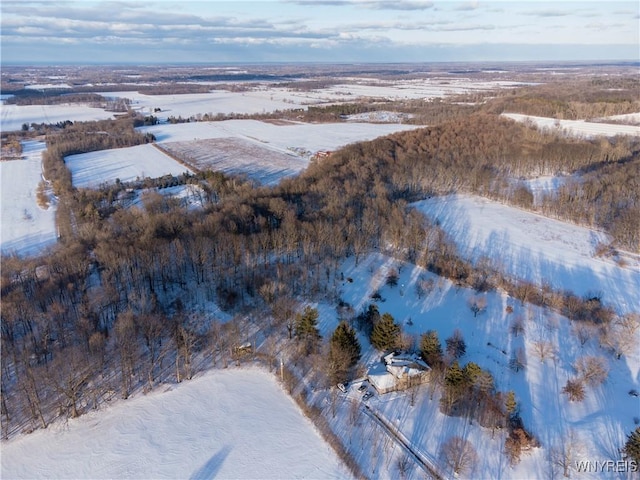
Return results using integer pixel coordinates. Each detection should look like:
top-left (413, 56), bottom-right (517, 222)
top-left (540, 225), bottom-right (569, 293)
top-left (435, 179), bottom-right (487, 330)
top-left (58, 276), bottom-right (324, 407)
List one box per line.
top-left (444, 361), bottom-right (466, 390)
top-left (441, 360), bottom-right (466, 412)
top-left (357, 303), bottom-right (380, 336)
top-left (420, 330), bottom-right (443, 368)
top-left (370, 313), bottom-right (400, 351)
top-left (463, 362), bottom-right (482, 386)
top-left (328, 321), bottom-right (362, 384)
top-left (622, 427), bottom-right (640, 464)
top-left (295, 306), bottom-right (321, 353)
top-left (505, 390), bottom-right (517, 418)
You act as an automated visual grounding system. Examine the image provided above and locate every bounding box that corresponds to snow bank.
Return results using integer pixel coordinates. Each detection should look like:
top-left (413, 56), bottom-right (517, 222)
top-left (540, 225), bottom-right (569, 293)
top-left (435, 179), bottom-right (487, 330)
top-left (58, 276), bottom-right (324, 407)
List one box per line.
top-left (1, 368), bottom-right (351, 480)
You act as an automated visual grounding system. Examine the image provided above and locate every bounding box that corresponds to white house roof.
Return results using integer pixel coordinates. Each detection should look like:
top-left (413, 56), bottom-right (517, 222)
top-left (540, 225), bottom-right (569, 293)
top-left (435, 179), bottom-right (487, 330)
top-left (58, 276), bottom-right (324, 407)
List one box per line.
top-left (367, 362), bottom-right (397, 392)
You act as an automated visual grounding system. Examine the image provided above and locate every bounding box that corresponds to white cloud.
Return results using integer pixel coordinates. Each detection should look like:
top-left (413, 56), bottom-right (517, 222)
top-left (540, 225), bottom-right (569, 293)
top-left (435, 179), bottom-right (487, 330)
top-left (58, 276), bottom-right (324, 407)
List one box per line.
top-left (0, 0), bottom-right (636, 63)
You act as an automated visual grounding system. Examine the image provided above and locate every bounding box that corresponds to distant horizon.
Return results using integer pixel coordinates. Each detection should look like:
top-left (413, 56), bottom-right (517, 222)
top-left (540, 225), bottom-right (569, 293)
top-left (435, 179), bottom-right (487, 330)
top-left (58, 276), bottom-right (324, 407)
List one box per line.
top-left (2, 1), bottom-right (638, 65)
top-left (2, 57), bottom-right (639, 68)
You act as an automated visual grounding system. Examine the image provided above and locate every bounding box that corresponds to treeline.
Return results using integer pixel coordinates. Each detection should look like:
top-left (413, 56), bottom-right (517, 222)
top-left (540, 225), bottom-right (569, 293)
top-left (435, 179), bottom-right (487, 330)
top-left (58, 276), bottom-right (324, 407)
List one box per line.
top-left (484, 77), bottom-right (640, 119)
top-left (540, 156), bottom-right (640, 251)
top-left (318, 114), bottom-right (639, 249)
top-left (42, 115), bottom-right (155, 196)
top-left (4, 92), bottom-right (106, 107)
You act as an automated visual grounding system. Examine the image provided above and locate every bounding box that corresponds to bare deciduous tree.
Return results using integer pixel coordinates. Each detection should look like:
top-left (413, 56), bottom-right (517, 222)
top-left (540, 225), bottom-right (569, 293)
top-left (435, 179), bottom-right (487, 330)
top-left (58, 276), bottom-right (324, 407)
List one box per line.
top-left (396, 454), bottom-right (411, 479)
top-left (573, 355), bottom-right (608, 387)
top-left (468, 296), bottom-right (487, 318)
top-left (441, 436), bottom-right (478, 476)
top-left (562, 378), bottom-right (586, 402)
top-left (572, 321), bottom-right (595, 346)
top-left (510, 316), bottom-right (525, 337)
top-left (551, 430), bottom-right (583, 478)
top-left (532, 340), bottom-right (554, 362)
top-left (509, 346), bottom-right (527, 373)
top-left (47, 346), bottom-right (93, 419)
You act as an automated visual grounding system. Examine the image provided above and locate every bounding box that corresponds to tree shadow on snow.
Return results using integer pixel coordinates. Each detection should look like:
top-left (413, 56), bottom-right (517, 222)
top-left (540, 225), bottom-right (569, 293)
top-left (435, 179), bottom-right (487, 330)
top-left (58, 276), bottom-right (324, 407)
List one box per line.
top-left (189, 445), bottom-right (232, 480)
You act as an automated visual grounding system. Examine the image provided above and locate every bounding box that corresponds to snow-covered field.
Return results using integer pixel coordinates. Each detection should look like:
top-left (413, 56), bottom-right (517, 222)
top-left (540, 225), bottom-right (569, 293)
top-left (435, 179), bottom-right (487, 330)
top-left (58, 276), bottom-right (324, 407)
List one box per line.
top-left (1, 103), bottom-right (116, 132)
top-left (0, 141), bottom-right (57, 256)
top-left (142, 119), bottom-right (422, 150)
top-left (64, 120), bottom-right (421, 188)
top-left (1, 77), bottom-right (521, 133)
top-left (65, 144), bottom-right (193, 188)
top-left (319, 252), bottom-right (639, 479)
top-left (1, 368), bottom-right (351, 480)
top-left (322, 78), bottom-right (526, 101)
top-left (502, 113), bottom-right (640, 138)
top-left (101, 90), bottom-right (303, 122)
top-left (142, 120), bottom-right (422, 185)
top-left (413, 195), bottom-right (640, 315)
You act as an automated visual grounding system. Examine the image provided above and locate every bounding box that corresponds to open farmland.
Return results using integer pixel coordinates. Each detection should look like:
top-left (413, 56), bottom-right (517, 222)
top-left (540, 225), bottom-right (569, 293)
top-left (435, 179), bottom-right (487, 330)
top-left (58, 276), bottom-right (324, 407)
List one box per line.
top-left (1, 103), bottom-right (116, 133)
top-left (1, 74), bottom-right (527, 134)
top-left (160, 138), bottom-right (304, 186)
top-left (65, 143), bottom-right (193, 188)
top-left (143, 119), bottom-right (423, 185)
top-left (1, 368), bottom-right (351, 480)
top-left (502, 113), bottom-right (640, 138)
top-left (413, 194), bottom-right (640, 315)
top-left (101, 90), bottom-right (303, 122)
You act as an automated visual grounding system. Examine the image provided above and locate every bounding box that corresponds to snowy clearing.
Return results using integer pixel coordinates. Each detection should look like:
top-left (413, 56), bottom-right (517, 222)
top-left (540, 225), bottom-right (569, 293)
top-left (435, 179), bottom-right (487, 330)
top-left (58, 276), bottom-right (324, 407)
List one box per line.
top-left (520, 175), bottom-right (568, 205)
top-left (413, 195), bottom-right (640, 315)
top-left (0, 141), bottom-right (57, 257)
top-left (65, 144), bottom-right (193, 188)
top-left (319, 253), bottom-right (639, 479)
top-left (345, 111), bottom-right (413, 123)
top-left (1, 368), bottom-right (351, 480)
top-left (502, 113), bottom-right (640, 138)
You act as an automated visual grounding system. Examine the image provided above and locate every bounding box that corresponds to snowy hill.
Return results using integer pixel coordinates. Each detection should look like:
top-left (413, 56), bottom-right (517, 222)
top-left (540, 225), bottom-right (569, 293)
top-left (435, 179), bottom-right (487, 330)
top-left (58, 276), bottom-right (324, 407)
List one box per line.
top-left (1, 368), bottom-right (351, 479)
top-left (413, 194), bottom-right (640, 315)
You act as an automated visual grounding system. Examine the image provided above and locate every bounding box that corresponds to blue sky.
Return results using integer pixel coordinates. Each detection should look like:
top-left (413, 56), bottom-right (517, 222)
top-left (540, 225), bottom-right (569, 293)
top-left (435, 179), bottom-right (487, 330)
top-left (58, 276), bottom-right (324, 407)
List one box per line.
top-left (1, 0), bottom-right (638, 64)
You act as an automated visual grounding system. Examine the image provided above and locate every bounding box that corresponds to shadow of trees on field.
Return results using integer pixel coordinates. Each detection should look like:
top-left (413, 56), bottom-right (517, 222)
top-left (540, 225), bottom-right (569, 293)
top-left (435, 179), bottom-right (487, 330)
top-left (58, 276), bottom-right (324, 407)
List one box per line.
top-left (189, 445), bottom-right (232, 480)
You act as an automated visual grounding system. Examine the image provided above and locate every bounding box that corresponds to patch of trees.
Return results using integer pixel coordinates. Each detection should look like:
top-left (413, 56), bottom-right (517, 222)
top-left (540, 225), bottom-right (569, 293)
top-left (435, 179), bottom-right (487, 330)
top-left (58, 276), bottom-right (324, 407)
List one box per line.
top-left (539, 154), bottom-right (640, 252)
top-left (0, 135), bottom-right (23, 160)
top-left (3, 92), bottom-right (107, 107)
top-left (484, 77), bottom-right (640, 119)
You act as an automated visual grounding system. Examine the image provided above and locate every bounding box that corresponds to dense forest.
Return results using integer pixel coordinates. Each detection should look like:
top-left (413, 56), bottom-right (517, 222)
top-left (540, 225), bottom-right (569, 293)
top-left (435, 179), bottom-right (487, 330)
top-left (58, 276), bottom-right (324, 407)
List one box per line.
top-left (3, 103), bottom-right (637, 442)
